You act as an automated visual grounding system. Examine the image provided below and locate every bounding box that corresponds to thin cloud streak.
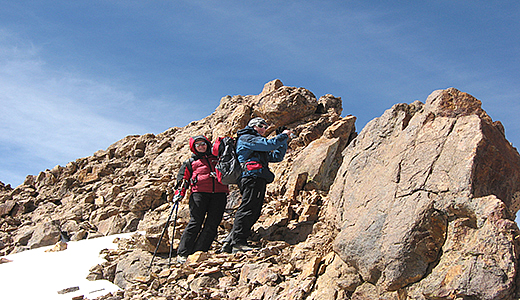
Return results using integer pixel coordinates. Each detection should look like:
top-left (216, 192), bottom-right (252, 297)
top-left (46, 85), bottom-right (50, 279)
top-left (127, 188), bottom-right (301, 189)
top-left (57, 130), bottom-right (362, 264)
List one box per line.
top-left (0, 32), bottom-right (178, 186)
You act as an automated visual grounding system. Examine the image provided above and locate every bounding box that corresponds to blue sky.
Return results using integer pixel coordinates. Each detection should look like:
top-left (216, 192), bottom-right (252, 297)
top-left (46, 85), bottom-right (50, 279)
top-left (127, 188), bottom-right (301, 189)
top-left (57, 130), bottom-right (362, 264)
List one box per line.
top-left (1, 0), bottom-right (519, 188)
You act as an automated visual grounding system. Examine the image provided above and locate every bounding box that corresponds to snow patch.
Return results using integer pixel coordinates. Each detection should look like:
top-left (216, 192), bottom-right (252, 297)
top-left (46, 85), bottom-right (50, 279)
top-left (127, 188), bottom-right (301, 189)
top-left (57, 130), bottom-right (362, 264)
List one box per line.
top-left (0, 232), bottom-right (138, 299)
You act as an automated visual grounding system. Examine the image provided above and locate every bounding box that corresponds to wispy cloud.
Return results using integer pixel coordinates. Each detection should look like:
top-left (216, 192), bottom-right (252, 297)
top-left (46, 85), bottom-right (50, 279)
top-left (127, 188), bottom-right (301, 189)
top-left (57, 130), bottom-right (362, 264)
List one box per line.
top-left (0, 31), bottom-right (151, 186)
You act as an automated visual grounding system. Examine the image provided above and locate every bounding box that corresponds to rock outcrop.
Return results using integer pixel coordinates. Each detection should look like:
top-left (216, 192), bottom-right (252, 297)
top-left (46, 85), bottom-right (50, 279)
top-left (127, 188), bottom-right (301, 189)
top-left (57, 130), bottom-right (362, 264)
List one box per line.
top-left (329, 88), bottom-right (520, 299)
top-left (1, 82), bottom-right (519, 300)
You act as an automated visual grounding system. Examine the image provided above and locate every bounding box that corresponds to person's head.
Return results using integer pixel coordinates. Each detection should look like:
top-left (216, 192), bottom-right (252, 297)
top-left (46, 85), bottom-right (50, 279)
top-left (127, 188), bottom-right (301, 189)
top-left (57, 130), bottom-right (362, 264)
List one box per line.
top-left (248, 117), bottom-right (269, 136)
top-left (189, 135), bottom-right (210, 155)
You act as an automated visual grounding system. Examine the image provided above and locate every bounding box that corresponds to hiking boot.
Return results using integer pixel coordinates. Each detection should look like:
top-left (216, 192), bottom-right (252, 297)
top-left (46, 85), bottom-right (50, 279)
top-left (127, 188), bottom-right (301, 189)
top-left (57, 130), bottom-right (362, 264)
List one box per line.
top-left (232, 243), bottom-right (254, 253)
top-left (220, 242), bottom-right (232, 254)
top-left (176, 255), bottom-right (187, 264)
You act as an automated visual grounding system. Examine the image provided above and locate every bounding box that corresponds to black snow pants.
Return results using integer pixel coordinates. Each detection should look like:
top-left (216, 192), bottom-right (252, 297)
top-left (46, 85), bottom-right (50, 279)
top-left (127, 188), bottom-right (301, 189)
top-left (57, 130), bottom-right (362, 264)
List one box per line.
top-left (228, 176), bottom-right (267, 245)
top-left (177, 192), bottom-right (227, 256)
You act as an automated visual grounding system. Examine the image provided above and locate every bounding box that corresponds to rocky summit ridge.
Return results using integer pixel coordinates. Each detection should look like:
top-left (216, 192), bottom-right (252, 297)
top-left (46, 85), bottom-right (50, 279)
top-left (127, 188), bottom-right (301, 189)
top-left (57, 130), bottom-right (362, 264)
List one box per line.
top-left (1, 80), bottom-right (520, 299)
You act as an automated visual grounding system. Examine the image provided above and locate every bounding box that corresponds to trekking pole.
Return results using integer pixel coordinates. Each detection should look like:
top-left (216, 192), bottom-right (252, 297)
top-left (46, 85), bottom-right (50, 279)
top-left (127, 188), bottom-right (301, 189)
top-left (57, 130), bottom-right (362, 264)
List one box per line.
top-left (148, 191), bottom-right (182, 270)
top-left (168, 179), bottom-right (188, 266)
top-left (168, 197), bottom-right (180, 266)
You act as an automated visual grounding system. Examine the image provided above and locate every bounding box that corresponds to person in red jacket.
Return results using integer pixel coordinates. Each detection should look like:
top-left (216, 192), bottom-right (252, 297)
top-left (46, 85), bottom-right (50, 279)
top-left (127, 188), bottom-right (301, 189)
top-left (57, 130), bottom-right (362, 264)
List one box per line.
top-left (174, 135), bottom-right (229, 263)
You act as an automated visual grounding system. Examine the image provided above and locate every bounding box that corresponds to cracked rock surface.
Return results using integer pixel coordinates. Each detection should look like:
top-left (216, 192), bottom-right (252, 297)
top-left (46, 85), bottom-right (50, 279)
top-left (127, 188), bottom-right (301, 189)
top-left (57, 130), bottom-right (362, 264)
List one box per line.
top-left (330, 88), bottom-right (520, 298)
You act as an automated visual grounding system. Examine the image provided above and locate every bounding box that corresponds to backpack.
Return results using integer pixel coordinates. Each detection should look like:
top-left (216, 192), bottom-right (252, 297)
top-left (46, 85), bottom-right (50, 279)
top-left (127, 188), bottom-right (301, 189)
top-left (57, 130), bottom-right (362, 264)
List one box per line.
top-left (212, 137), bottom-right (242, 185)
top-left (175, 157), bottom-right (195, 189)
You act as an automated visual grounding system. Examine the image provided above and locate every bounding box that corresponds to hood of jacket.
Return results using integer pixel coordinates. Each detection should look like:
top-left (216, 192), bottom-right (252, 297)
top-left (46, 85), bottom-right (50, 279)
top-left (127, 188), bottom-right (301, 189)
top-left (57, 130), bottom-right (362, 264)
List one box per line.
top-left (189, 135), bottom-right (212, 156)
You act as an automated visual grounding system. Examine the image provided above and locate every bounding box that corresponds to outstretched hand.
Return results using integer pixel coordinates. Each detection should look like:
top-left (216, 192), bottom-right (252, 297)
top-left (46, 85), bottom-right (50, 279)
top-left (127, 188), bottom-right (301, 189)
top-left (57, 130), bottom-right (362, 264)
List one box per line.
top-left (282, 129), bottom-right (295, 138)
top-left (276, 126), bottom-right (287, 135)
top-left (276, 126), bottom-right (295, 138)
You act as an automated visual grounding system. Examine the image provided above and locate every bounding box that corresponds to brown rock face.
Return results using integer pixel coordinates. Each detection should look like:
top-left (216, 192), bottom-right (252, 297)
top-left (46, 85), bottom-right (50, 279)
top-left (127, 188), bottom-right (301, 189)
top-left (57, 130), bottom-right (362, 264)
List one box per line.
top-left (2, 84), bottom-right (520, 300)
top-left (255, 84), bottom-right (319, 125)
top-left (330, 88), bottom-right (520, 297)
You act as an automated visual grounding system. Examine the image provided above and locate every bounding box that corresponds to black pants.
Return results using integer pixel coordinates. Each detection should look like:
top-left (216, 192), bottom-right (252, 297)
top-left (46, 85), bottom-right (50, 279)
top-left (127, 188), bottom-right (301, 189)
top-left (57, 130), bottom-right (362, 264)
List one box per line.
top-left (228, 176), bottom-right (267, 245)
top-left (177, 192), bottom-right (227, 256)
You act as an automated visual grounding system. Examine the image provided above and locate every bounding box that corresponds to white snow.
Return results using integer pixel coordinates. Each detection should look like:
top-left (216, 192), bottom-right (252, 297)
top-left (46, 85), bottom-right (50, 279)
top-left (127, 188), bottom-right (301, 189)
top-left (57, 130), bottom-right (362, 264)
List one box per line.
top-left (0, 232), bottom-right (138, 299)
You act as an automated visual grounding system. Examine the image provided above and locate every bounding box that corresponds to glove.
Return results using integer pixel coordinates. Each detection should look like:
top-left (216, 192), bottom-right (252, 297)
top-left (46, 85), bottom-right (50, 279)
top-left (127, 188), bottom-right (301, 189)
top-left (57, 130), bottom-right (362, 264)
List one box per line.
top-left (276, 126), bottom-right (287, 135)
top-left (171, 189), bottom-right (185, 202)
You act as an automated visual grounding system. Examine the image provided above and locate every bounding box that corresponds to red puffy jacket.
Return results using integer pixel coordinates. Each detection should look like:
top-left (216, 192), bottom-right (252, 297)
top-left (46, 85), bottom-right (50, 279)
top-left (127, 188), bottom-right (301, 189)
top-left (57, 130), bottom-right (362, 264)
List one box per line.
top-left (176, 135), bottom-right (229, 195)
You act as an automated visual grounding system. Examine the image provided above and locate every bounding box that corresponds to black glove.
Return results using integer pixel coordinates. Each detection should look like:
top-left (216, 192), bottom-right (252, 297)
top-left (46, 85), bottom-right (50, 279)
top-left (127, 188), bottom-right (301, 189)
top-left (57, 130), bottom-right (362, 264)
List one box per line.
top-left (276, 126), bottom-right (287, 135)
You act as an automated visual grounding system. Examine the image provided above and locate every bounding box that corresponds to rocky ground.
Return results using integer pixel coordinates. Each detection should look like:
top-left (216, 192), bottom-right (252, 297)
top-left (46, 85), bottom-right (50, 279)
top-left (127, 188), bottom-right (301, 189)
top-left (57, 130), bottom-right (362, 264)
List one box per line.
top-left (89, 193), bottom-right (343, 300)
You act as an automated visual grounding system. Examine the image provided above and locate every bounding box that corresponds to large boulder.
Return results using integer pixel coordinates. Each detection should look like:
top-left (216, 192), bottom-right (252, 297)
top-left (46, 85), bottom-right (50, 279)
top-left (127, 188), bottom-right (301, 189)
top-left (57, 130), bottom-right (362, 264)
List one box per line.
top-left (254, 79), bottom-right (319, 126)
top-left (27, 221), bottom-right (62, 249)
top-left (329, 88), bottom-right (520, 295)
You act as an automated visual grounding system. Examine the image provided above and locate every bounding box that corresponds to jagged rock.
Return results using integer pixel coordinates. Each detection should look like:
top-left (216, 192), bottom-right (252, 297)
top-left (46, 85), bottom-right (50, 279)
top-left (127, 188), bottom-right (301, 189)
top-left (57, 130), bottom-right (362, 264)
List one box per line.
top-left (298, 204), bottom-right (319, 222)
top-left (136, 220), bottom-right (172, 254)
top-left (239, 262), bottom-right (272, 285)
top-left (189, 275), bottom-right (218, 293)
top-left (56, 286), bottom-right (80, 294)
top-left (227, 285), bottom-right (252, 299)
top-left (12, 226), bottom-right (34, 247)
top-left (77, 166), bottom-right (101, 184)
top-left (0, 231), bottom-right (11, 252)
top-left (0, 257), bottom-right (12, 264)
top-left (298, 256), bottom-right (321, 280)
top-left (317, 94), bottom-right (343, 116)
top-left (27, 221), bottom-right (61, 249)
top-left (0, 200), bottom-right (16, 217)
top-left (258, 78), bottom-right (284, 98)
top-left (254, 80), bottom-right (319, 126)
top-left (31, 202), bottom-right (58, 223)
top-left (186, 251), bottom-right (208, 264)
top-left (89, 206), bottom-right (119, 225)
top-left (87, 264), bottom-right (105, 281)
top-left (114, 249), bottom-right (153, 289)
top-left (350, 282), bottom-right (394, 300)
top-left (127, 187), bottom-right (165, 212)
top-left (329, 88), bottom-right (520, 295)
top-left (0, 181), bottom-right (12, 192)
top-left (308, 253), bottom-right (361, 300)
top-left (323, 115), bottom-right (355, 139)
top-left (97, 214), bottom-right (126, 236)
top-left (284, 116), bottom-right (355, 198)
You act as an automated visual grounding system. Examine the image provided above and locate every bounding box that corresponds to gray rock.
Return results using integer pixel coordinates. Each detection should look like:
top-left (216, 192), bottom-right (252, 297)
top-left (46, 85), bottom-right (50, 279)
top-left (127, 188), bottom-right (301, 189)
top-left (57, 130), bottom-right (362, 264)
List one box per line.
top-left (330, 88), bottom-right (520, 294)
top-left (114, 249), bottom-right (152, 289)
top-left (27, 221), bottom-right (61, 249)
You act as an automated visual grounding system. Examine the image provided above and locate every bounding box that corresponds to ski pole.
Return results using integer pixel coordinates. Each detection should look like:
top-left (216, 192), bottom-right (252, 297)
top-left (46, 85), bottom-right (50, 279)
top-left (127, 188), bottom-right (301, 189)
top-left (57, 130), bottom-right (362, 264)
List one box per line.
top-left (148, 192), bottom-right (181, 269)
top-left (168, 179), bottom-right (189, 266)
top-left (168, 197), bottom-right (180, 266)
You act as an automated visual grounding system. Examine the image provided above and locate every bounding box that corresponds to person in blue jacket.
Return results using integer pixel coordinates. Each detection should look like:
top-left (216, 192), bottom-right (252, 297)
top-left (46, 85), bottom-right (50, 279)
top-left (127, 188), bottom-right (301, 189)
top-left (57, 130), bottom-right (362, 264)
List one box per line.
top-left (222, 117), bottom-right (294, 253)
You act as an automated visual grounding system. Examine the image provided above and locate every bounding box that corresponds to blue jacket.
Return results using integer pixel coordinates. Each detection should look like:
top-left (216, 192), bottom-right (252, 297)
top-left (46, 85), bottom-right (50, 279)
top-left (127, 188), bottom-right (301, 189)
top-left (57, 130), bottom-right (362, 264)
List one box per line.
top-left (236, 126), bottom-right (288, 182)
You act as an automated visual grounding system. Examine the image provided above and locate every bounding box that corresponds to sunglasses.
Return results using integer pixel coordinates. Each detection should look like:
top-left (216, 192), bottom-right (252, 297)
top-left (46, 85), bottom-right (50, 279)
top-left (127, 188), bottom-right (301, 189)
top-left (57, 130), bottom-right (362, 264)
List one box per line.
top-left (194, 142), bottom-right (206, 147)
top-left (257, 124), bottom-right (268, 129)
